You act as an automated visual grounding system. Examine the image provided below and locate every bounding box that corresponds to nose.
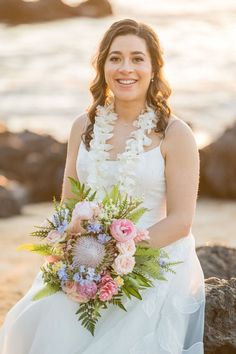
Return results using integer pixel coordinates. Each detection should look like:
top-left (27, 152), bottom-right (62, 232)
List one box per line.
top-left (118, 59), bottom-right (134, 73)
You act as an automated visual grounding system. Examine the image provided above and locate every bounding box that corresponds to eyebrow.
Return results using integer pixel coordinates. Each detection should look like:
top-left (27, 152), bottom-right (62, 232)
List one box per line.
top-left (108, 51), bottom-right (146, 56)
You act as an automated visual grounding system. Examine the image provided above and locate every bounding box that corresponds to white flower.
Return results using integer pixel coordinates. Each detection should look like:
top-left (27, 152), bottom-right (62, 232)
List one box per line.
top-left (86, 101), bottom-right (158, 199)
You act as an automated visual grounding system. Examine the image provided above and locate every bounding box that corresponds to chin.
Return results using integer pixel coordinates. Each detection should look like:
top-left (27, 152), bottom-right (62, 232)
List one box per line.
top-left (113, 93), bottom-right (143, 103)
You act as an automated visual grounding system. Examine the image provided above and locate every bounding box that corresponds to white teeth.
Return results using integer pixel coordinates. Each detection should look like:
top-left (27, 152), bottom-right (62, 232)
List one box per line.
top-left (117, 79), bottom-right (137, 85)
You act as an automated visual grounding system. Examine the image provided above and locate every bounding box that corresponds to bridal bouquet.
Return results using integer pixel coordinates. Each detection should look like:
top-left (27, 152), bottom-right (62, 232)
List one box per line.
top-left (19, 178), bottom-right (180, 335)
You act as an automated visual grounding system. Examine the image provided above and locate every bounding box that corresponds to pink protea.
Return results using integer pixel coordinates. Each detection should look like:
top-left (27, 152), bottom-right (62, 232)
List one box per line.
top-left (110, 219), bottom-right (137, 243)
top-left (133, 228), bottom-right (150, 243)
top-left (98, 275), bottom-right (118, 302)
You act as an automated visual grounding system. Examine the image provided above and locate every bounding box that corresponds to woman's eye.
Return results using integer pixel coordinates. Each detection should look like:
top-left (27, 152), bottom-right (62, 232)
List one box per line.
top-left (110, 57), bottom-right (120, 62)
top-left (134, 57), bottom-right (144, 62)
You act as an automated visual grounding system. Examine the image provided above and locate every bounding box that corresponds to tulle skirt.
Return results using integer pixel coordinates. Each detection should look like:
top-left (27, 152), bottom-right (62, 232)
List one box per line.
top-left (0, 233), bottom-right (205, 354)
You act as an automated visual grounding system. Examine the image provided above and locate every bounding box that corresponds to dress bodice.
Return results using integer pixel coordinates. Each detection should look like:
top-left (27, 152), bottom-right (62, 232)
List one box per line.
top-left (76, 141), bottom-right (166, 230)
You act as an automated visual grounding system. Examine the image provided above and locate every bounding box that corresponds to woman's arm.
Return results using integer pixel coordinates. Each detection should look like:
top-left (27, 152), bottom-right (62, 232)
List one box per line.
top-left (147, 119), bottom-right (200, 248)
top-left (60, 113), bottom-right (88, 204)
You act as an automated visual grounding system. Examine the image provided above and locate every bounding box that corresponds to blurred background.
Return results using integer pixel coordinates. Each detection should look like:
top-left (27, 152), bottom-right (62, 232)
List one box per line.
top-left (0, 0), bottom-right (235, 325)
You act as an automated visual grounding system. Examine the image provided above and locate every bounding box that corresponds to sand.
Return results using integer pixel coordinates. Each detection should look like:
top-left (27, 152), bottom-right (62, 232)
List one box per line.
top-left (0, 198), bottom-right (235, 325)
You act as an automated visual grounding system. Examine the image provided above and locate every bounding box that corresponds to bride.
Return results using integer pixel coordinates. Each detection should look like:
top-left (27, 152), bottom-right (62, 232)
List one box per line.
top-left (0, 19), bottom-right (205, 354)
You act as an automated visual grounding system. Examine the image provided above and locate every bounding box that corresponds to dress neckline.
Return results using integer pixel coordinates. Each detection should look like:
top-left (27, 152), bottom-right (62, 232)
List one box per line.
top-left (79, 140), bottom-right (164, 162)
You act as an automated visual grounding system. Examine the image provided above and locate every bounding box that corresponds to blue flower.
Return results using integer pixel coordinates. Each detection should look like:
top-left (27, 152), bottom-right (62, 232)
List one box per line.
top-left (57, 220), bottom-right (68, 233)
top-left (159, 259), bottom-right (166, 267)
top-left (87, 267), bottom-right (95, 276)
top-left (57, 265), bottom-right (67, 281)
top-left (93, 274), bottom-right (101, 282)
top-left (87, 223), bottom-right (103, 233)
top-left (73, 273), bottom-right (81, 282)
top-left (97, 233), bottom-right (111, 244)
top-left (79, 265), bottom-right (86, 273)
top-left (86, 274), bottom-right (94, 282)
top-left (52, 213), bottom-right (60, 228)
top-left (78, 278), bottom-right (87, 285)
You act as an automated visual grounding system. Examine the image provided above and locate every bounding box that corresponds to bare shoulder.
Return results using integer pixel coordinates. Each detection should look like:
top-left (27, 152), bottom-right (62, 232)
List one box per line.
top-left (71, 112), bottom-right (88, 135)
top-left (162, 114), bottom-right (198, 157)
top-left (69, 112), bottom-right (88, 143)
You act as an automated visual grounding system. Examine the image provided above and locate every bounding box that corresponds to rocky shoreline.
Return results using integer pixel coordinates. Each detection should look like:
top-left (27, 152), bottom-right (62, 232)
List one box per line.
top-left (0, 0), bottom-right (112, 25)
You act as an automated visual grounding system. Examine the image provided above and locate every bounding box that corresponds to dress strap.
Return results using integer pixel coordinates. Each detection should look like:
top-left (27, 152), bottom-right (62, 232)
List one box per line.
top-left (159, 118), bottom-right (179, 148)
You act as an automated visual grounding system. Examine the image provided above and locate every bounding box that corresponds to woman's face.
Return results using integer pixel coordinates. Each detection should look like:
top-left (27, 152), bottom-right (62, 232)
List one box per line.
top-left (104, 34), bottom-right (153, 104)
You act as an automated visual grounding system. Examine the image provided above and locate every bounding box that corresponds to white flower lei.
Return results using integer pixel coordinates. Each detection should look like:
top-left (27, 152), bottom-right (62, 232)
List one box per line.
top-left (86, 101), bottom-right (159, 200)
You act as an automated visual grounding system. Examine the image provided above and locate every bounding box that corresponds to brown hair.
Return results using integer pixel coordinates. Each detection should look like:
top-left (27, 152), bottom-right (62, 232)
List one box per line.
top-left (82, 18), bottom-right (172, 150)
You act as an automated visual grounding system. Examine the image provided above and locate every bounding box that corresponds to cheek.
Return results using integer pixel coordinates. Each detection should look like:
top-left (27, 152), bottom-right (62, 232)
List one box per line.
top-left (137, 62), bottom-right (152, 76)
top-left (104, 63), bottom-right (116, 82)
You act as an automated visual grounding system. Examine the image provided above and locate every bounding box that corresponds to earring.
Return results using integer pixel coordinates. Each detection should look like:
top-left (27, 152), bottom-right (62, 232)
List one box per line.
top-left (151, 78), bottom-right (154, 82)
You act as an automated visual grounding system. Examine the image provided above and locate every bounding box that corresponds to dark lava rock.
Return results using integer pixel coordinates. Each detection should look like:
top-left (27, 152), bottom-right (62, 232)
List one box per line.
top-left (0, 0), bottom-right (112, 25)
top-left (0, 185), bottom-right (21, 217)
top-left (77, 0), bottom-right (112, 18)
top-left (197, 245), bottom-right (236, 280)
top-left (199, 121), bottom-right (236, 199)
top-left (0, 129), bottom-right (66, 203)
top-left (204, 277), bottom-right (236, 354)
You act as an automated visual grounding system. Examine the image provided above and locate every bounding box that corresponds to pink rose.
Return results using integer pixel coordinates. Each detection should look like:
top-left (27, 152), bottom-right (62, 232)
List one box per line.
top-left (112, 254), bottom-right (135, 275)
top-left (116, 239), bottom-right (136, 256)
top-left (133, 229), bottom-right (150, 243)
top-left (62, 281), bottom-right (89, 303)
top-left (45, 230), bottom-right (66, 244)
top-left (72, 201), bottom-right (100, 221)
top-left (98, 276), bottom-right (118, 302)
top-left (110, 219), bottom-right (136, 243)
top-left (76, 282), bottom-right (97, 299)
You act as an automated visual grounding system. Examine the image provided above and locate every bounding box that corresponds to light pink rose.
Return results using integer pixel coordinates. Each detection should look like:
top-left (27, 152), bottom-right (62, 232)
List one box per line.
top-left (98, 276), bottom-right (118, 302)
top-left (72, 201), bottom-right (100, 221)
top-left (110, 219), bottom-right (137, 243)
top-left (116, 239), bottom-right (136, 256)
top-left (45, 230), bottom-right (66, 244)
top-left (62, 281), bottom-right (89, 303)
top-left (133, 229), bottom-right (150, 243)
top-left (112, 254), bottom-right (135, 275)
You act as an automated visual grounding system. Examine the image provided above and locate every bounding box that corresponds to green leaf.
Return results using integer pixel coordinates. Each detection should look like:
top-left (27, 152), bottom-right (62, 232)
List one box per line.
top-left (32, 284), bottom-right (60, 301)
top-left (124, 286), bottom-right (142, 300)
top-left (135, 245), bottom-right (160, 257)
top-left (17, 243), bottom-right (52, 256)
top-left (127, 207), bottom-right (147, 223)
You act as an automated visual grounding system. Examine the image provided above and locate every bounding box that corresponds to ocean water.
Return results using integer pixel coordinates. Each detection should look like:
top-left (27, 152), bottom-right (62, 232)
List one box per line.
top-left (0, 0), bottom-right (235, 145)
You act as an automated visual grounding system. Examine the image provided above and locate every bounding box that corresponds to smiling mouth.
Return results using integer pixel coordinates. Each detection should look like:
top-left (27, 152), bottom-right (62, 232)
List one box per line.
top-left (116, 79), bottom-right (138, 86)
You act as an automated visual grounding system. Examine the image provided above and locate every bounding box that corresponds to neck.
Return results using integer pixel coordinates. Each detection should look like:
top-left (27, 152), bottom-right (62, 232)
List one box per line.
top-left (113, 98), bottom-right (147, 123)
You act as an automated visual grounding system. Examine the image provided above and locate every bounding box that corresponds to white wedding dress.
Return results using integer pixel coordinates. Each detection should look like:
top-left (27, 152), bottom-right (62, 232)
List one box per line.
top-left (0, 125), bottom-right (205, 353)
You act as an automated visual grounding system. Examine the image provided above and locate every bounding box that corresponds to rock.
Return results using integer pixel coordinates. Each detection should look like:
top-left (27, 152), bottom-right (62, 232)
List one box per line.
top-left (199, 121), bottom-right (236, 198)
top-left (0, 129), bottom-right (67, 203)
top-left (204, 277), bottom-right (236, 354)
top-left (77, 0), bottom-right (112, 18)
top-left (0, 0), bottom-right (112, 25)
top-left (196, 245), bottom-right (236, 280)
top-left (0, 186), bottom-right (21, 217)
